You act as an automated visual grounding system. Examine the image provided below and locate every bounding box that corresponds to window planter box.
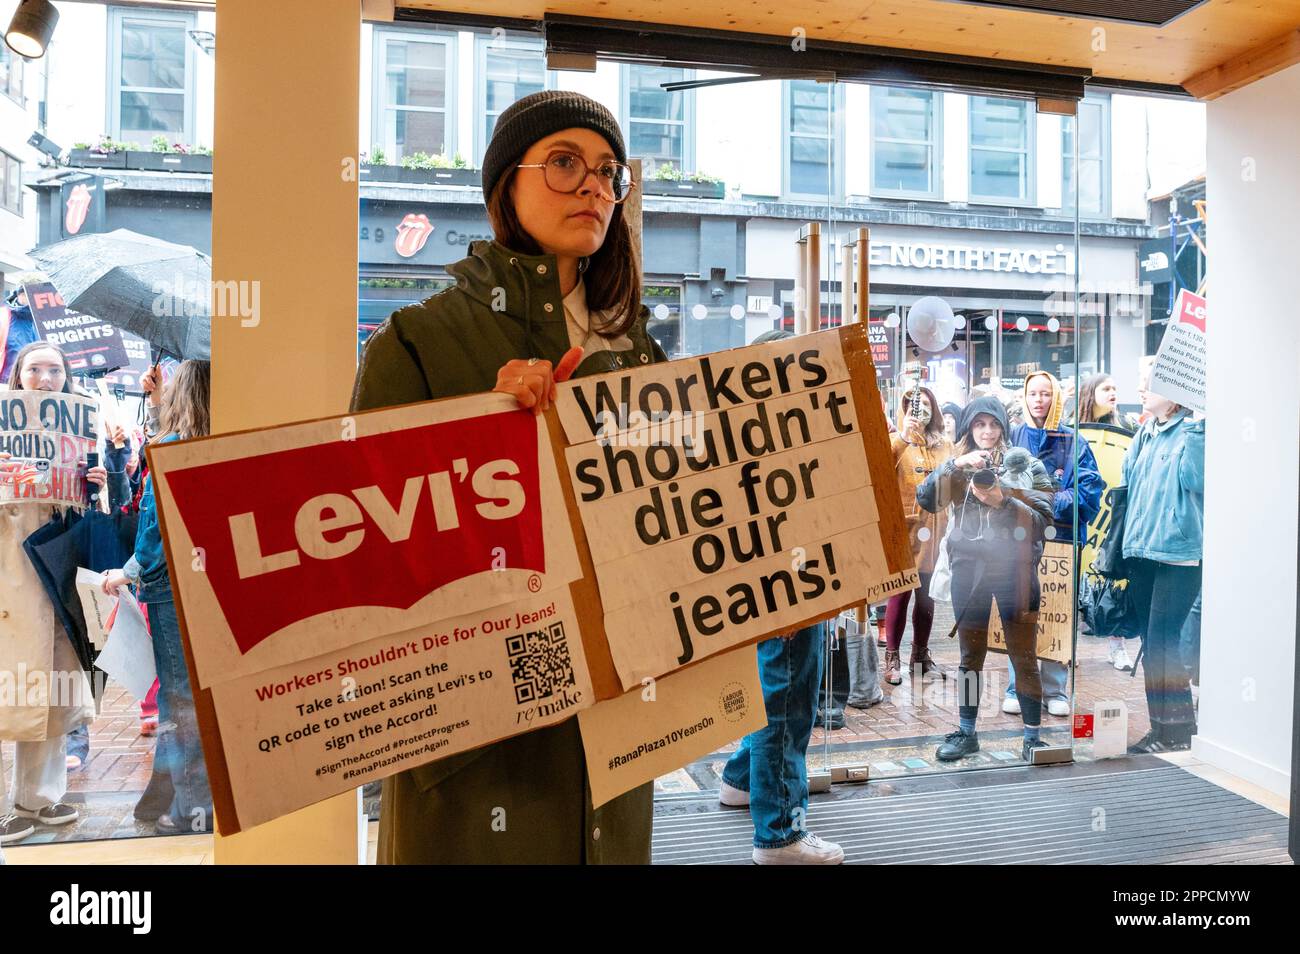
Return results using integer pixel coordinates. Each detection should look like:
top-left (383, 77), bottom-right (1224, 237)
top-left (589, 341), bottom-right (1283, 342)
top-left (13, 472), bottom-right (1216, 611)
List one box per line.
top-left (642, 179), bottom-right (725, 199)
top-left (124, 152), bottom-right (213, 173)
top-left (361, 164), bottom-right (481, 188)
top-left (68, 149), bottom-right (126, 169)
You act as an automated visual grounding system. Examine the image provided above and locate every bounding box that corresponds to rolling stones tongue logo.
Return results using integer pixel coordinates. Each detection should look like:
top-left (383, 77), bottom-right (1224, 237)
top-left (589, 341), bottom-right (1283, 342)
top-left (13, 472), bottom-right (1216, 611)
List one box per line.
top-left (65, 184), bottom-right (92, 235)
top-left (395, 213), bottom-right (433, 258)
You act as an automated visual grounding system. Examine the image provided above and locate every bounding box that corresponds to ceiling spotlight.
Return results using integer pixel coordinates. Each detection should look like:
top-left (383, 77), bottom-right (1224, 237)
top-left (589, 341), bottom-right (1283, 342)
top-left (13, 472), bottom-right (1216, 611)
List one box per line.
top-left (5, 0), bottom-right (59, 59)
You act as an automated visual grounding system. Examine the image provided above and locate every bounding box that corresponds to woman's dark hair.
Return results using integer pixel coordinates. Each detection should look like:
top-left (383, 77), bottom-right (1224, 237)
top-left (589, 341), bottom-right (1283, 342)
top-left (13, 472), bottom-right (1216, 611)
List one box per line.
top-left (486, 170), bottom-right (643, 337)
top-left (7, 341), bottom-right (74, 392)
top-left (1077, 372), bottom-right (1114, 424)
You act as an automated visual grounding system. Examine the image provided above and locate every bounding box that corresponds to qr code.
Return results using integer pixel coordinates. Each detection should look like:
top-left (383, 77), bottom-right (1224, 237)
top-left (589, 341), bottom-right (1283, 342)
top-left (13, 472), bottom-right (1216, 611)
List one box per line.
top-left (505, 622), bottom-right (576, 705)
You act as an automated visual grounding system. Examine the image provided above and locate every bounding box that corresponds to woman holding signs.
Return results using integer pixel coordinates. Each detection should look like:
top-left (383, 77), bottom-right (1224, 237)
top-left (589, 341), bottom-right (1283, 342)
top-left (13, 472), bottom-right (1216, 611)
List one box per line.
top-left (350, 92), bottom-right (666, 864)
top-left (0, 342), bottom-right (125, 845)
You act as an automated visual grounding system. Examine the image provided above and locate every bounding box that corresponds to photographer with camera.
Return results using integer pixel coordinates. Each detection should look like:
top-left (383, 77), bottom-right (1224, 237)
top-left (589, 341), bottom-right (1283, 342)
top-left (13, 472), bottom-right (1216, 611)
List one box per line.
top-left (917, 397), bottom-right (1056, 763)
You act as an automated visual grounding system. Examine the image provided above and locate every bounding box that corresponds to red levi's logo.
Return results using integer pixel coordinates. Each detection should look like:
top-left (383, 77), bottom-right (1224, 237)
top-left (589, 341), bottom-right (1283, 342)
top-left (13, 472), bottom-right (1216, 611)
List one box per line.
top-left (162, 409), bottom-right (545, 655)
top-left (1177, 290), bottom-right (1207, 333)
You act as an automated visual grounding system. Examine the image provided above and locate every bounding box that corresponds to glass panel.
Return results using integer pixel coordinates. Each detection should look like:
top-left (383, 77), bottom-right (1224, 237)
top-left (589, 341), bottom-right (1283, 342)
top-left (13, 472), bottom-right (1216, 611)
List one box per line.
top-left (972, 150), bottom-right (1026, 199)
top-left (971, 96), bottom-right (1028, 149)
top-left (874, 88), bottom-right (933, 141)
top-left (385, 39), bottom-right (446, 110)
top-left (121, 20), bottom-right (186, 90)
top-left (484, 49), bottom-right (544, 115)
top-left (386, 108), bottom-right (445, 157)
top-left (120, 90), bottom-right (186, 139)
top-left (629, 66), bottom-right (685, 122)
top-left (629, 121), bottom-right (683, 167)
top-left (874, 141), bottom-right (931, 193)
top-left (790, 80), bottom-right (829, 133)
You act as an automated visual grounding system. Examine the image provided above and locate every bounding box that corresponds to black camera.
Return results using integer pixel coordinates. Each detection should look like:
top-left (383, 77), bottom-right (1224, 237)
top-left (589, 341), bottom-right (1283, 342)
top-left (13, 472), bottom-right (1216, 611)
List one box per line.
top-left (971, 467), bottom-right (997, 490)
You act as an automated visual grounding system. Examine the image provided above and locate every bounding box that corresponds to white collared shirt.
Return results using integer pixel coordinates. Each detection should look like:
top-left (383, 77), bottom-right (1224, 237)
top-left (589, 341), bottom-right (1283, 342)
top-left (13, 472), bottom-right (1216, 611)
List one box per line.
top-left (562, 279), bottom-right (632, 356)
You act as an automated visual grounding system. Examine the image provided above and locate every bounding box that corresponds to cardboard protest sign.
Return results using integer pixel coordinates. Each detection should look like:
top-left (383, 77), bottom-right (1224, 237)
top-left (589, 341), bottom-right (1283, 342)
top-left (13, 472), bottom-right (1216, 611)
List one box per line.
top-left (989, 541), bottom-right (1074, 665)
top-left (208, 588), bottom-right (594, 831)
top-left (147, 392), bottom-right (589, 832)
top-left (579, 644), bottom-right (764, 810)
top-left (1150, 289), bottom-right (1206, 414)
top-left (0, 390), bottom-right (98, 507)
top-left (556, 324), bottom-right (917, 690)
top-left (1078, 423), bottom-right (1133, 575)
top-left (24, 282), bottom-right (130, 375)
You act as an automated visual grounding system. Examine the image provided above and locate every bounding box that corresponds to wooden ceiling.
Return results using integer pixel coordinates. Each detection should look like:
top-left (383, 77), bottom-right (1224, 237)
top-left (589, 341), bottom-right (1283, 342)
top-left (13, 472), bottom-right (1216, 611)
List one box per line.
top-left (398, 0), bottom-right (1300, 96)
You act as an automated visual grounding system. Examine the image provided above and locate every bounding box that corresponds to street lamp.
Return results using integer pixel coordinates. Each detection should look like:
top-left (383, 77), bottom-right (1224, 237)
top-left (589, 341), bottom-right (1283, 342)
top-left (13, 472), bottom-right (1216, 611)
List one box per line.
top-left (4, 0), bottom-right (59, 59)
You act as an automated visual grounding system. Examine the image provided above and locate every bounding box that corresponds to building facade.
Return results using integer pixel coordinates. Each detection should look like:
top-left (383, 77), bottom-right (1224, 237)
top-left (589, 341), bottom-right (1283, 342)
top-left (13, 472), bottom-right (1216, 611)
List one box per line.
top-left (19, 10), bottom-right (1203, 409)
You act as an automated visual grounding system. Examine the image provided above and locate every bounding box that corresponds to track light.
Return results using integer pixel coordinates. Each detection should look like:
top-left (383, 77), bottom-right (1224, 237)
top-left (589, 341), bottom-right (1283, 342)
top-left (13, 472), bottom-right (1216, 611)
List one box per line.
top-left (5, 0), bottom-right (59, 59)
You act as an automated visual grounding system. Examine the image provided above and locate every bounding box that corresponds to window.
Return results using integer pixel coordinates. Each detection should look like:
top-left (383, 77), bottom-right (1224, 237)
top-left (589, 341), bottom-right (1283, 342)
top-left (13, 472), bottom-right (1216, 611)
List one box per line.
top-left (622, 65), bottom-right (692, 174)
top-left (969, 95), bottom-right (1035, 204)
top-left (784, 80), bottom-right (841, 199)
top-left (1062, 98), bottom-right (1109, 218)
top-left (0, 45), bottom-right (24, 105)
top-left (373, 29), bottom-right (455, 161)
top-left (109, 7), bottom-right (195, 145)
top-left (871, 86), bottom-right (941, 198)
top-left (1, 151), bottom-right (20, 214)
top-left (477, 36), bottom-right (549, 166)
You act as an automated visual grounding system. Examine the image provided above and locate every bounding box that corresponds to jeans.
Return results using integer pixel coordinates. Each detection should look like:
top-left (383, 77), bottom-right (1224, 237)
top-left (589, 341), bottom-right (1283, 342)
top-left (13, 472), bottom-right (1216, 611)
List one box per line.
top-left (1126, 559), bottom-right (1200, 727)
top-left (1005, 658), bottom-right (1069, 703)
top-left (1180, 589), bottom-right (1202, 685)
top-left (722, 624), bottom-right (824, 848)
top-left (146, 597), bottom-right (213, 830)
top-left (66, 724), bottom-right (89, 764)
top-left (845, 615), bottom-right (883, 707)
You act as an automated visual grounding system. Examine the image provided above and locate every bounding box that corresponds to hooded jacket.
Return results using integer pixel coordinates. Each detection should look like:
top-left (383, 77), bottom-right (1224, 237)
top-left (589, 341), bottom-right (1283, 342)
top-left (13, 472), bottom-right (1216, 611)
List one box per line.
top-left (1011, 371), bottom-right (1104, 545)
top-left (350, 238), bottom-right (661, 865)
top-left (890, 385), bottom-right (953, 573)
top-left (1121, 408), bottom-right (1204, 563)
top-left (917, 396), bottom-right (1055, 603)
top-left (352, 239), bottom-right (665, 409)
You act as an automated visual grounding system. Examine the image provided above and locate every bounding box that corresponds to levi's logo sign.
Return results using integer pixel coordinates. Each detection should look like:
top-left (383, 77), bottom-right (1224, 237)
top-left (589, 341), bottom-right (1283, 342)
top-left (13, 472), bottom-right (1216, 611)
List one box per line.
top-left (162, 409), bottom-right (545, 655)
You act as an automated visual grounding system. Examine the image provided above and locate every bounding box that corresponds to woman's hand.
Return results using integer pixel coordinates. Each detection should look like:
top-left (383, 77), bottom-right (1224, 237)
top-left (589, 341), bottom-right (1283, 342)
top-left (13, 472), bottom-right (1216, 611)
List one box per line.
top-left (85, 464), bottom-right (108, 488)
top-left (953, 450), bottom-right (991, 470)
top-left (493, 347), bottom-right (584, 414)
top-left (101, 569), bottom-right (131, 596)
top-left (141, 364), bottom-right (163, 408)
top-left (0, 450), bottom-right (16, 479)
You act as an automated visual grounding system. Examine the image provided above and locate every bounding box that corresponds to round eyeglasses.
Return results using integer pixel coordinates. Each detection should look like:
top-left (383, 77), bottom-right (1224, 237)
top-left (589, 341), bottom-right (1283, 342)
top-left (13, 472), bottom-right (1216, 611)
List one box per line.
top-left (515, 151), bottom-right (636, 203)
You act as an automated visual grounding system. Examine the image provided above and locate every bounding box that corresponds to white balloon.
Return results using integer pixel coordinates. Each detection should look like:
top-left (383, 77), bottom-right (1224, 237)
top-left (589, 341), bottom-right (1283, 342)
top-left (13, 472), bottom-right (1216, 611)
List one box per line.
top-left (884, 312), bottom-right (900, 328)
top-left (729, 304), bottom-right (745, 320)
top-left (1047, 317), bottom-right (1061, 333)
top-left (1015, 316), bottom-right (1030, 332)
top-left (984, 315), bottom-right (997, 331)
top-left (906, 297), bottom-right (956, 351)
top-left (653, 303), bottom-right (670, 320)
top-left (955, 314), bottom-right (967, 329)
top-left (767, 304), bottom-right (783, 320)
top-left (691, 303), bottom-right (708, 320)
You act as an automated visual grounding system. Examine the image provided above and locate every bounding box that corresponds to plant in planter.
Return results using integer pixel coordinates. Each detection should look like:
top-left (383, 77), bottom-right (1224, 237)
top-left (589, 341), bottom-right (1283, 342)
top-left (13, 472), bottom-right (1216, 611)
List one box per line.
top-left (125, 136), bottom-right (212, 172)
top-left (642, 163), bottom-right (725, 197)
top-left (68, 135), bottom-right (138, 167)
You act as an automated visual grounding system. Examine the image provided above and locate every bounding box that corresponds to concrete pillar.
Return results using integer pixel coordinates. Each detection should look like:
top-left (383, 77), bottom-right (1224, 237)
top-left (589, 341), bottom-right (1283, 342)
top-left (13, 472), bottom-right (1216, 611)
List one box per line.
top-left (1197, 63), bottom-right (1300, 796)
top-left (209, 0), bottom-right (364, 863)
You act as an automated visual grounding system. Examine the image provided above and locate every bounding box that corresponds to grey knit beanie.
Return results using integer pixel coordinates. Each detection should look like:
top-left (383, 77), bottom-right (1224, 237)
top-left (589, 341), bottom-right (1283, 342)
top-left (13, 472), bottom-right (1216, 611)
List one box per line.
top-left (480, 90), bottom-right (627, 200)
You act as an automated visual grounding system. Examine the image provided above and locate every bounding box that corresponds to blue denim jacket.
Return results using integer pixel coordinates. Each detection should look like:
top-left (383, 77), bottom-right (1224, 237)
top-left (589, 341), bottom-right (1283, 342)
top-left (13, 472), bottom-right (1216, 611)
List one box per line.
top-left (1120, 410), bottom-right (1205, 564)
top-left (124, 434), bottom-right (178, 602)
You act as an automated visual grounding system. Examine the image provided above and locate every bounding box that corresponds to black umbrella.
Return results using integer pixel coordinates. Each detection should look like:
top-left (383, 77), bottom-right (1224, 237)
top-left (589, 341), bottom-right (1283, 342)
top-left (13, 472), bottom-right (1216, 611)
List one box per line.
top-left (28, 228), bottom-right (211, 360)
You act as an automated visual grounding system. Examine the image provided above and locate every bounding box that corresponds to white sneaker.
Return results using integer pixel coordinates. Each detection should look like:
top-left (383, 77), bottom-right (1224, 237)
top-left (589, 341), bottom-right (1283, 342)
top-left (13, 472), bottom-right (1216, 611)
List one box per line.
top-left (719, 780), bottom-right (750, 808)
top-left (1002, 696), bottom-right (1021, 714)
top-left (1047, 698), bottom-right (1071, 717)
top-left (753, 831), bottom-right (844, 865)
top-left (1110, 641), bottom-right (1133, 671)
